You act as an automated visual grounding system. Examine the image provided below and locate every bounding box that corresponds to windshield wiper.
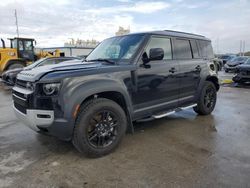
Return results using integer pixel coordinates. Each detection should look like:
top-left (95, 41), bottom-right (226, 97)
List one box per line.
top-left (86, 58), bottom-right (116, 65)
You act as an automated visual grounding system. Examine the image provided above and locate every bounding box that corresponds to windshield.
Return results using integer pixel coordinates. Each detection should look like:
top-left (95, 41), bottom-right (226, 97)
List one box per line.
top-left (245, 58), bottom-right (250, 64)
top-left (12, 39), bottom-right (18, 48)
top-left (86, 34), bottom-right (145, 63)
top-left (26, 58), bottom-right (46, 69)
top-left (235, 57), bottom-right (248, 62)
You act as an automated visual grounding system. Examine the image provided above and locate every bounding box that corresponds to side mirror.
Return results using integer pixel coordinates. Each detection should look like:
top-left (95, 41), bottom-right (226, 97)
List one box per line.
top-left (149, 48), bottom-right (164, 61)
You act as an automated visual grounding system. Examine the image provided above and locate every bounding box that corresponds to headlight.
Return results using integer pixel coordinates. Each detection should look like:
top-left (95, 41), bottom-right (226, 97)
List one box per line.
top-left (26, 82), bottom-right (35, 91)
top-left (42, 83), bottom-right (61, 96)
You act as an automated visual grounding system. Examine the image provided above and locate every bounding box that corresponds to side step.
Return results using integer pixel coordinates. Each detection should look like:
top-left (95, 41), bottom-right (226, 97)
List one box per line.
top-left (153, 104), bottom-right (197, 119)
top-left (137, 104), bottom-right (197, 123)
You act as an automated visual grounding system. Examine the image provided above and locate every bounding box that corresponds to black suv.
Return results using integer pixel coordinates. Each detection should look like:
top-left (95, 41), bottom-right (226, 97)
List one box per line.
top-left (12, 30), bottom-right (219, 157)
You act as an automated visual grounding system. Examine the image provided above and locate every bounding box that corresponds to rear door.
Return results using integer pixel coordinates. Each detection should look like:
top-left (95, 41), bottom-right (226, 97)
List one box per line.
top-left (173, 38), bottom-right (202, 106)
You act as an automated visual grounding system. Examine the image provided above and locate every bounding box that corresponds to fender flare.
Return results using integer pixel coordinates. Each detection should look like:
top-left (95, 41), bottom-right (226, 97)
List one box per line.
top-left (60, 78), bottom-right (134, 128)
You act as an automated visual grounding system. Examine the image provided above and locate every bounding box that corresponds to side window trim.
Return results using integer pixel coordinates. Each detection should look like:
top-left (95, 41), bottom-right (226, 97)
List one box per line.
top-left (195, 40), bottom-right (201, 58)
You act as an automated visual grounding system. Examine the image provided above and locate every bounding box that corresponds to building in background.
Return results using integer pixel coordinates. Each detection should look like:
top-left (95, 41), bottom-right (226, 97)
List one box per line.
top-left (64, 39), bottom-right (99, 48)
top-left (115, 26), bottom-right (130, 36)
top-left (36, 46), bottom-right (94, 57)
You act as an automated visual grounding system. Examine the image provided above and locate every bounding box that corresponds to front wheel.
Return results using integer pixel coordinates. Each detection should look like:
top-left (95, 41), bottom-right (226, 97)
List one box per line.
top-left (194, 81), bottom-right (217, 115)
top-left (73, 98), bottom-right (127, 157)
top-left (7, 62), bottom-right (25, 70)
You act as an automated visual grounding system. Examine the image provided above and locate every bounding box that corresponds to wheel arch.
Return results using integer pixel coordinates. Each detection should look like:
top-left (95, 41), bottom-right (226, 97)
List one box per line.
top-left (206, 75), bottom-right (220, 91)
top-left (4, 59), bottom-right (26, 71)
top-left (61, 79), bottom-right (135, 135)
top-left (74, 90), bottom-right (134, 134)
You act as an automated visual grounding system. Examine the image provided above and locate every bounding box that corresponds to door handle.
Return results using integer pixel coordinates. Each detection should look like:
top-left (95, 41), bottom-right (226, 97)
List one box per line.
top-left (195, 65), bottom-right (201, 71)
top-left (169, 67), bottom-right (176, 73)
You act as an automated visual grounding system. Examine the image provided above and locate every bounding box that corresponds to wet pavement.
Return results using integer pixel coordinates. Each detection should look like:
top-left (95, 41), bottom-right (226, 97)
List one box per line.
top-left (0, 81), bottom-right (250, 187)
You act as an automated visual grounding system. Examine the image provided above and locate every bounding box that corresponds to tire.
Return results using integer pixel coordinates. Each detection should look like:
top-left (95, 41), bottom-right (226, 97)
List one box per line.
top-left (7, 62), bottom-right (25, 70)
top-left (72, 98), bottom-right (127, 157)
top-left (193, 81), bottom-right (217, 115)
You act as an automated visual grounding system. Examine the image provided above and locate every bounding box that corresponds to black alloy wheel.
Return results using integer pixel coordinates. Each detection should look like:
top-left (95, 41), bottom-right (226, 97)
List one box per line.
top-left (73, 98), bottom-right (127, 157)
top-left (87, 110), bottom-right (118, 148)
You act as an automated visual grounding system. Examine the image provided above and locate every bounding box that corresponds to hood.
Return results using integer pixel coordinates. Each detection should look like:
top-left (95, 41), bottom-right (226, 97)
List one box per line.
top-left (17, 60), bottom-right (102, 82)
top-left (227, 61), bottom-right (243, 66)
top-left (3, 68), bottom-right (24, 75)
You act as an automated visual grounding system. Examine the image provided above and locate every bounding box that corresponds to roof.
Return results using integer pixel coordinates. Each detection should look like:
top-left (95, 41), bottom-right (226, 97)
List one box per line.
top-left (42, 56), bottom-right (80, 60)
top-left (40, 46), bottom-right (95, 50)
top-left (9, 37), bottom-right (35, 41)
top-left (126, 30), bottom-right (210, 41)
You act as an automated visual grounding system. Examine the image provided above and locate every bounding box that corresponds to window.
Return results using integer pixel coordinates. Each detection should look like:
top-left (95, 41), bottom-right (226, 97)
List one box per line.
top-left (198, 40), bottom-right (214, 59)
top-left (39, 59), bottom-right (56, 66)
top-left (54, 58), bottom-right (72, 64)
top-left (175, 39), bottom-right (192, 59)
top-left (24, 41), bottom-right (33, 51)
top-left (190, 40), bottom-right (200, 58)
top-left (145, 37), bottom-right (172, 60)
top-left (18, 41), bottom-right (24, 50)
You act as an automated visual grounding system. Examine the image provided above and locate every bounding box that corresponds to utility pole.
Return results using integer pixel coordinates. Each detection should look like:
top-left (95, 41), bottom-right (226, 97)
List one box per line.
top-left (240, 40), bottom-right (242, 56)
top-left (14, 9), bottom-right (19, 37)
top-left (243, 40), bottom-right (245, 56)
top-left (216, 38), bottom-right (220, 55)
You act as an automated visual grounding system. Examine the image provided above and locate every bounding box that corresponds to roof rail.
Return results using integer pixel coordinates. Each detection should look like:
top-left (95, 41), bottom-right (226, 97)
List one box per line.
top-left (164, 30), bottom-right (205, 38)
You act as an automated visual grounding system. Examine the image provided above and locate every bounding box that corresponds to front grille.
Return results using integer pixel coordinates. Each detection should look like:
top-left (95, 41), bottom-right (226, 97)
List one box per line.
top-left (16, 79), bottom-right (27, 88)
top-left (13, 90), bottom-right (26, 99)
top-left (14, 102), bottom-right (27, 114)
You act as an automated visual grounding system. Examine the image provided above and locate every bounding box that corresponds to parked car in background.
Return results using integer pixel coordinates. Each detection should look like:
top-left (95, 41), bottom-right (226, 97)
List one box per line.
top-left (213, 58), bottom-right (223, 72)
top-left (0, 57), bottom-right (80, 85)
top-left (219, 54), bottom-right (236, 65)
top-left (224, 56), bottom-right (249, 73)
top-left (233, 58), bottom-right (250, 84)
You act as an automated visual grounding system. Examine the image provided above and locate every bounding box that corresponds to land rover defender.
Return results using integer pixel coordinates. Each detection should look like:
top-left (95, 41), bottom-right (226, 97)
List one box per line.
top-left (12, 30), bottom-right (219, 157)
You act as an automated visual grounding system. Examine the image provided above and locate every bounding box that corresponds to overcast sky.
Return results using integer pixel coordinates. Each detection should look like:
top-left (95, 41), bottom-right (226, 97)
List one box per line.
top-left (0, 0), bottom-right (249, 53)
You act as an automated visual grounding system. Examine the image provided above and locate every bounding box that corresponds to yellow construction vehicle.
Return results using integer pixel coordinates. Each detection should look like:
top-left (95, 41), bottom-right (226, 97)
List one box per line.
top-left (0, 37), bottom-right (62, 72)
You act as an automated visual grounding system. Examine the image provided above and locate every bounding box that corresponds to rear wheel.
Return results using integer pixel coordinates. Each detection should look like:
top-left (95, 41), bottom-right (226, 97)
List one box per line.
top-left (7, 62), bottom-right (25, 70)
top-left (194, 81), bottom-right (217, 115)
top-left (73, 98), bottom-right (127, 157)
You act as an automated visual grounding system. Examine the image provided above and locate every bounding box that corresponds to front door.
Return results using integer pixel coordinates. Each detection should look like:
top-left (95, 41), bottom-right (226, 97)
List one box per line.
top-left (132, 36), bottom-right (181, 115)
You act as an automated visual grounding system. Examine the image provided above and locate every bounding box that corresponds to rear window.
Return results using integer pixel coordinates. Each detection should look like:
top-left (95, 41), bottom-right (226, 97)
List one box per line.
top-left (198, 40), bottom-right (214, 59)
top-left (190, 40), bottom-right (200, 58)
top-left (246, 59), bottom-right (250, 64)
top-left (175, 39), bottom-right (192, 59)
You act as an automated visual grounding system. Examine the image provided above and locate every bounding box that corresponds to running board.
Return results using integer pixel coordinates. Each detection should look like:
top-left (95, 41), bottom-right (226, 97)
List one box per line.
top-left (153, 104), bottom-right (197, 119)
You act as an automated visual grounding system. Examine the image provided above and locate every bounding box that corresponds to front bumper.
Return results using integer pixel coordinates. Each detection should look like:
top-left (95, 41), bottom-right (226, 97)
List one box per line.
top-left (14, 105), bottom-right (54, 131)
top-left (233, 74), bottom-right (250, 83)
top-left (12, 84), bottom-right (73, 141)
top-left (224, 64), bottom-right (237, 71)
